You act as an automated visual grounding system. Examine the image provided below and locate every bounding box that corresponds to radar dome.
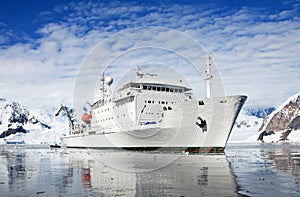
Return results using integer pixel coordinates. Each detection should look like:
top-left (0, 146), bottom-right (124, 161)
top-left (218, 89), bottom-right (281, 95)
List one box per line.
top-left (105, 76), bottom-right (113, 86)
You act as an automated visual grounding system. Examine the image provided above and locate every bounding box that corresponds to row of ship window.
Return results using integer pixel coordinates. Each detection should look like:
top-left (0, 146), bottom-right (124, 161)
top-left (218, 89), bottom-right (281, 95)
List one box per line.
top-left (99, 108), bottom-right (110, 113)
top-left (144, 100), bottom-right (175, 105)
top-left (145, 112), bottom-right (161, 115)
top-left (142, 85), bottom-right (183, 93)
top-left (98, 117), bottom-right (113, 122)
top-left (95, 113), bottom-right (128, 123)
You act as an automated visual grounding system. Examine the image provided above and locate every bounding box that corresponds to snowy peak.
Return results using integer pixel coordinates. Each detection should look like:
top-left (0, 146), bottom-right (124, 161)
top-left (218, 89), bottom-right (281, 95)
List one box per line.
top-left (0, 101), bottom-right (70, 145)
top-left (254, 93), bottom-right (300, 143)
top-left (259, 93), bottom-right (300, 132)
top-left (0, 101), bottom-right (51, 139)
top-left (6, 102), bottom-right (30, 124)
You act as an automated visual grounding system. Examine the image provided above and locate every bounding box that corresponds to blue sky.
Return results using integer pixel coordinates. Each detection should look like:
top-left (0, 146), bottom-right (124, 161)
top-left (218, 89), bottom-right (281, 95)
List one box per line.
top-left (0, 0), bottom-right (299, 109)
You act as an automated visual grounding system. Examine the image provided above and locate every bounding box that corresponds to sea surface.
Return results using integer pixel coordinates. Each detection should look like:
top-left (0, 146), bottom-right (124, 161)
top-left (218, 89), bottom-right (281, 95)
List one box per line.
top-left (226, 143), bottom-right (300, 197)
top-left (0, 143), bottom-right (299, 196)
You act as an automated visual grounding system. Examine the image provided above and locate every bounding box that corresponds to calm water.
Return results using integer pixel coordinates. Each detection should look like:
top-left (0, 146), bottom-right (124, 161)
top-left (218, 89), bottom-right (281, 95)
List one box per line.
top-left (0, 144), bottom-right (299, 196)
top-left (226, 143), bottom-right (300, 197)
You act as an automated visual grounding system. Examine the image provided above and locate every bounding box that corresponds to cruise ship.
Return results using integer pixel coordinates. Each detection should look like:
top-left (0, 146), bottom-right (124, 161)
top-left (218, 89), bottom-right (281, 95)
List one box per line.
top-left (59, 57), bottom-right (247, 152)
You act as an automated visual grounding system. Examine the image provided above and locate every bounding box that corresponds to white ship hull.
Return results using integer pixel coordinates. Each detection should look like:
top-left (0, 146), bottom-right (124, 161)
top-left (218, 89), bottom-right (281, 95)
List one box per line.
top-left (61, 95), bottom-right (246, 152)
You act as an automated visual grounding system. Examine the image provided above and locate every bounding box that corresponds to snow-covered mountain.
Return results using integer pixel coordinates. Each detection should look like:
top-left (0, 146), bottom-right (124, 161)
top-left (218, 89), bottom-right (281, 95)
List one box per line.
top-left (259, 93), bottom-right (300, 132)
top-left (256, 92), bottom-right (300, 143)
top-left (0, 101), bottom-right (69, 145)
top-left (229, 93), bottom-right (300, 143)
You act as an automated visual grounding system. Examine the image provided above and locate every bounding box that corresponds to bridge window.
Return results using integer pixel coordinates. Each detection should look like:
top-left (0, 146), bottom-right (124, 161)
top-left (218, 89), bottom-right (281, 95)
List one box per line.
top-left (141, 84), bottom-right (184, 93)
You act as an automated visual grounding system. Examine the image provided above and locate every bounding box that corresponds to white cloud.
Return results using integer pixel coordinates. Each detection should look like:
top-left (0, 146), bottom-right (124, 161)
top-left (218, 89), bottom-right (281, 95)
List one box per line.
top-left (0, 1), bottom-right (299, 109)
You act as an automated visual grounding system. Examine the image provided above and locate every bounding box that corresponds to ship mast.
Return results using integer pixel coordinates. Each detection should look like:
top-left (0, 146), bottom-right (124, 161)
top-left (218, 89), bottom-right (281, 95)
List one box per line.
top-left (100, 72), bottom-right (105, 102)
top-left (203, 55), bottom-right (213, 98)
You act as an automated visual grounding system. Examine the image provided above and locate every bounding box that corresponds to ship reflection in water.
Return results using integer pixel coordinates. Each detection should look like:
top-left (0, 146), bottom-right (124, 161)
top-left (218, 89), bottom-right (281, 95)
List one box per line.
top-left (0, 146), bottom-right (238, 196)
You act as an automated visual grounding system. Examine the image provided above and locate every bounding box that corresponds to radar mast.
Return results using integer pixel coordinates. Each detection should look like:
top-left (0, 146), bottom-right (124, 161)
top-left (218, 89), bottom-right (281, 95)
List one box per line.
top-left (203, 55), bottom-right (213, 98)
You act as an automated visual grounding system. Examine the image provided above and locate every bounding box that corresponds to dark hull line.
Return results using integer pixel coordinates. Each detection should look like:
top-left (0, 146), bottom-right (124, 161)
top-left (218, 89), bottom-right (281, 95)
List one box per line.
top-left (50, 144), bottom-right (61, 148)
top-left (64, 146), bottom-right (225, 153)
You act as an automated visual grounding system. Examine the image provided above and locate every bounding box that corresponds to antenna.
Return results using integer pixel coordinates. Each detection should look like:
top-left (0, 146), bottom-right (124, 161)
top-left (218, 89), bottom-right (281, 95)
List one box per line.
top-left (146, 73), bottom-right (157, 77)
top-left (203, 55), bottom-right (213, 98)
top-left (135, 65), bottom-right (144, 79)
top-left (135, 65), bottom-right (157, 79)
top-left (100, 72), bottom-right (105, 102)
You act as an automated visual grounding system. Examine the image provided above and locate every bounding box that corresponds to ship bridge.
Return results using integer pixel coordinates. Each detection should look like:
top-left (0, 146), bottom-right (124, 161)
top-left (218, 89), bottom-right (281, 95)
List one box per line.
top-left (116, 81), bottom-right (192, 93)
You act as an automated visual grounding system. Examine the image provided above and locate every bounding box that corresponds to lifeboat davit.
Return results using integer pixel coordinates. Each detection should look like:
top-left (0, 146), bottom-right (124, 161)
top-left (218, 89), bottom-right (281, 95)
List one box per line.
top-left (82, 113), bottom-right (92, 124)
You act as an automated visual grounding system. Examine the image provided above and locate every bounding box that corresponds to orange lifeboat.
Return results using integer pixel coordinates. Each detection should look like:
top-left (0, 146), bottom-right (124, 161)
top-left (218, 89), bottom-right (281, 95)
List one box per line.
top-left (82, 113), bottom-right (92, 124)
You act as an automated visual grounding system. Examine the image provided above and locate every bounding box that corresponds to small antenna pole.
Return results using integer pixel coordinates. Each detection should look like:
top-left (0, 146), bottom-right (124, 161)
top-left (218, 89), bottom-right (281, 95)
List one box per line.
top-left (135, 65), bottom-right (144, 80)
top-left (100, 72), bottom-right (105, 102)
